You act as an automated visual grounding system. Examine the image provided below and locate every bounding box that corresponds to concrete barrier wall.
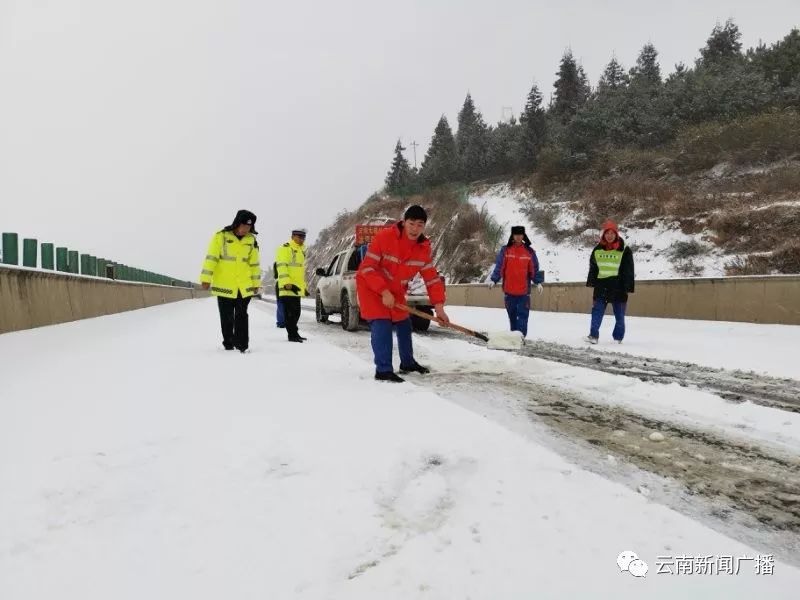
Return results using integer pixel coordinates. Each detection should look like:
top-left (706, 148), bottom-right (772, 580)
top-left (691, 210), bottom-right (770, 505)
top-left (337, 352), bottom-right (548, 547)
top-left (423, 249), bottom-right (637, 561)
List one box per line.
top-left (0, 266), bottom-right (210, 334)
top-left (446, 275), bottom-right (800, 325)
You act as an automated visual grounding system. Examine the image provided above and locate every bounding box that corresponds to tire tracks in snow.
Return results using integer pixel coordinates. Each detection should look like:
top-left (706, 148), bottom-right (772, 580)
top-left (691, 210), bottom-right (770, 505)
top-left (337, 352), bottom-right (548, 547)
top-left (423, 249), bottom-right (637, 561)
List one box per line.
top-left (257, 299), bottom-right (800, 562)
top-left (265, 296), bottom-right (800, 414)
top-left (441, 331), bottom-right (800, 415)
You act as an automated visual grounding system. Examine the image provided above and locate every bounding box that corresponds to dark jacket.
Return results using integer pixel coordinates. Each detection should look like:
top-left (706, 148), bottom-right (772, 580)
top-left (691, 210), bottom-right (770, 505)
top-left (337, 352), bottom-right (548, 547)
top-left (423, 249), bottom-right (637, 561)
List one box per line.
top-left (586, 238), bottom-right (635, 302)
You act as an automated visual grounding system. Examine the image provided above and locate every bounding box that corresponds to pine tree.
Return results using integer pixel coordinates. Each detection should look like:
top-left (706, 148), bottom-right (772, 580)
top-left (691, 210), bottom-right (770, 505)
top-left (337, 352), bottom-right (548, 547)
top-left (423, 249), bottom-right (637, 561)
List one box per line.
top-left (419, 115), bottom-right (458, 187)
top-left (384, 139), bottom-right (413, 195)
top-left (517, 82), bottom-right (547, 170)
top-left (578, 64), bottom-right (590, 98)
top-left (749, 28), bottom-right (800, 88)
top-left (699, 19), bottom-right (743, 66)
top-left (455, 93), bottom-right (489, 180)
top-left (598, 57), bottom-right (629, 92)
top-left (551, 50), bottom-right (590, 123)
top-left (630, 43), bottom-right (662, 88)
top-left (569, 57), bottom-right (631, 151)
top-left (617, 43), bottom-right (669, 147)
top-left (486, 120), bottom-right (521, 176)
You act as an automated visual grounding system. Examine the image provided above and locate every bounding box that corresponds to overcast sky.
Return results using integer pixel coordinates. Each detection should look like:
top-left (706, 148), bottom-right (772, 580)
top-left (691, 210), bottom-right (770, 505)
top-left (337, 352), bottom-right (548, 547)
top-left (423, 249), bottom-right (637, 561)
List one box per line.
top-left (0, 1), bottom-right (797, 280)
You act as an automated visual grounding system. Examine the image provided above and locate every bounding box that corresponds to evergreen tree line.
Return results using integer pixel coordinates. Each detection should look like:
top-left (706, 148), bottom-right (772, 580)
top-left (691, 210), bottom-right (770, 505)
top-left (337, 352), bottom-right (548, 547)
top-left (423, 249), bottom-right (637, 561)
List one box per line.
top-left (385, 20), bottom-right (800, 195)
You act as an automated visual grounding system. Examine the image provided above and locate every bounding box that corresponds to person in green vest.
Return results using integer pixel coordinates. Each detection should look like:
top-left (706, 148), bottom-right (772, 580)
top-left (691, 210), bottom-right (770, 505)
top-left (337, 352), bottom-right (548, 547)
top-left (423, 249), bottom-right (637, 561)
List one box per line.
top-left (585, 220), bottom-right (635, 344)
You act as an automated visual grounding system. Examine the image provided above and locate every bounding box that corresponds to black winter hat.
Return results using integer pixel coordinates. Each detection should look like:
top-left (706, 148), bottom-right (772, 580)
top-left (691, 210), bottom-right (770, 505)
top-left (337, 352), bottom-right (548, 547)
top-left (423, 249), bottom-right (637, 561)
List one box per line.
top-left (403, 204), bottom-right (428, 222)
top-left (507, 225), bottom-right (532, 247)
top-left (231, 209), bottom-right (258, 234)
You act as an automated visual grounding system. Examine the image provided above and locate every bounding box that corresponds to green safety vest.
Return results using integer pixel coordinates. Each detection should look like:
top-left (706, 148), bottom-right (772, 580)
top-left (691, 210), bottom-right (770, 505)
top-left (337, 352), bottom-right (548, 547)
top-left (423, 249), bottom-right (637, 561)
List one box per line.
top-left (594, 248), bottom-right (623, 279)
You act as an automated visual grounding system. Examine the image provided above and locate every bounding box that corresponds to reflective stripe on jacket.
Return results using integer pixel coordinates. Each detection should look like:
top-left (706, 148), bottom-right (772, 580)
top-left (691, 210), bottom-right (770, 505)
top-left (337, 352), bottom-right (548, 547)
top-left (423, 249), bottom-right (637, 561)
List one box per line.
top-left (275, 240), bottom-right (306, 297)
top-left (200, 231), bottom-right (261, 298)
top-left (355, 221), bottom-right (445, 321)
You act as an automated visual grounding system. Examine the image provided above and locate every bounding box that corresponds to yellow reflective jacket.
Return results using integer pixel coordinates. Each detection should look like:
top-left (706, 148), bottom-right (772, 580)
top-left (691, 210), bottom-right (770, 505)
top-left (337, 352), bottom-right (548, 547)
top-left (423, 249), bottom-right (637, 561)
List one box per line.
top-left (200, 230), bottom-right (261, 298)
top-left (275, 240), bottom-right (306, 297)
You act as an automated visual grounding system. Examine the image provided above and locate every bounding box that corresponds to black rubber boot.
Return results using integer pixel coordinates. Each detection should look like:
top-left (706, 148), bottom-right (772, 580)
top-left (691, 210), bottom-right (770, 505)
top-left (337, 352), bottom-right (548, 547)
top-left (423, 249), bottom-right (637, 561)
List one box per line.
top-left (375, 371), bottom-right (405, 383)
top-left (399, 362), bottom-right (430, 375)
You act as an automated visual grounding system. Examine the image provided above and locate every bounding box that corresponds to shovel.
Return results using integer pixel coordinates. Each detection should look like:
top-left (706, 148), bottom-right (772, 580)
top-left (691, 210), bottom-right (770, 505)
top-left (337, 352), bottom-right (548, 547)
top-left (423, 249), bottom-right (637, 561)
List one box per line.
top-left (396, 303), bottom-right (524, 350)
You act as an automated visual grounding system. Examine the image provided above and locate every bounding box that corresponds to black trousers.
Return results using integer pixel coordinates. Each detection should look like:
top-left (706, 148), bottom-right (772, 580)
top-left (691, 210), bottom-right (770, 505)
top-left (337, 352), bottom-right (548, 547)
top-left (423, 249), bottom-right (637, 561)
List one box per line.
top-left (217, 293), bottom-right (251, 350)
top-left (280, 296), bottom-right (301, 338)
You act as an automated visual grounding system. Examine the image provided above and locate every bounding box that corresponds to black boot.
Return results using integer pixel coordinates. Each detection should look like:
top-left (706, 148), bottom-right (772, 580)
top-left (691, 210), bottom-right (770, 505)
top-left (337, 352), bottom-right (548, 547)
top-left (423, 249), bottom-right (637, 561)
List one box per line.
top-left (223, 343), bottom-right (235, 351)
top-left (288, 335), bottom-right (304, 343)
top-left (375, 371), bottom-right (405, 383)
top-left (399, 362), bottom-right (430, 375)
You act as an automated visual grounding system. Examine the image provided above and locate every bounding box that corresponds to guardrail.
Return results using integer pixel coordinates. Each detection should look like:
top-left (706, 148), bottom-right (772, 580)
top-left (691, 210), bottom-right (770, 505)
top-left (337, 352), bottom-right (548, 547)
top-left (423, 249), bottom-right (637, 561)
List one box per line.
top-left (1, 231), bottom-right (193, 287)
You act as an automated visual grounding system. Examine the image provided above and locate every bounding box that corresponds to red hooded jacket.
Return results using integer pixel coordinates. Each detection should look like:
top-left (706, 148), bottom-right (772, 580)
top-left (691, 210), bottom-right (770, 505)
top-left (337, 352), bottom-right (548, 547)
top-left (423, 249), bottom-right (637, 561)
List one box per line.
top-left (355, 222), bottom-right (446, 321)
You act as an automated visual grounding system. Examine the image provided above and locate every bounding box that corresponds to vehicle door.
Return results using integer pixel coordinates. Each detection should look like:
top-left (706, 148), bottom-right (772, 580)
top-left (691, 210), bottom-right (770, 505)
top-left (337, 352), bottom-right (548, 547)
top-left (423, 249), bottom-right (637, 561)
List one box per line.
top-left (318, 254), bottom-right (342, 307)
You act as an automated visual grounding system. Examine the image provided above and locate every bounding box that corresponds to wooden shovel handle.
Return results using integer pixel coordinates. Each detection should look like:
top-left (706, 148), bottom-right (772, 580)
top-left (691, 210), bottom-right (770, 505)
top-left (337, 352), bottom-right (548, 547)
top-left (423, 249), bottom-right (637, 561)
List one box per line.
top-left (396, 303), bottom-right (489, 342)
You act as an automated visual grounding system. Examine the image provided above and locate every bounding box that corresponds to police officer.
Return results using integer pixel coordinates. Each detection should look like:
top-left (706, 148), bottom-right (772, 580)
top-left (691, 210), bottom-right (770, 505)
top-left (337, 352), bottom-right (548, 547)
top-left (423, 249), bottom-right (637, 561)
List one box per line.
top-left (275, 228), bottom-right (308, 342)
top-left (200, 210), bottom-right (261, 352)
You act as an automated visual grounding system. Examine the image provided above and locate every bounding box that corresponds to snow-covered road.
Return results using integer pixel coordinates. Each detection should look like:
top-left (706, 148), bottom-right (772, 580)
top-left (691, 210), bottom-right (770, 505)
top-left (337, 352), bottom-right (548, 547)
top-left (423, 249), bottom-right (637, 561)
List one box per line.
top-left (287, 301), bottom-right (800, 561)
top-left (1, 298), bottom-right (799, 599)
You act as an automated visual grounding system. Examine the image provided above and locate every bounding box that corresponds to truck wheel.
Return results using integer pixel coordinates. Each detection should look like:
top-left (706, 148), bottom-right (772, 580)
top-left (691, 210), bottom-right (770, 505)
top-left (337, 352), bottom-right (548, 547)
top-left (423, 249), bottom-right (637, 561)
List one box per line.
top-left (411, 306), bottom-right (433, 332)
top-left (341, 292), bottom-right (360, 331)
top-left (315, 293), bottom-right (329, 323)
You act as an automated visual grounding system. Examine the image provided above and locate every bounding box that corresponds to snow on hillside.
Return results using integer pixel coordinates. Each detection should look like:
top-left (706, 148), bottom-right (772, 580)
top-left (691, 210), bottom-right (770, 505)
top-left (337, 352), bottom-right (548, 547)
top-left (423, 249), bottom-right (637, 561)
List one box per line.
top-left (469, 184), bottom-right (727, 282)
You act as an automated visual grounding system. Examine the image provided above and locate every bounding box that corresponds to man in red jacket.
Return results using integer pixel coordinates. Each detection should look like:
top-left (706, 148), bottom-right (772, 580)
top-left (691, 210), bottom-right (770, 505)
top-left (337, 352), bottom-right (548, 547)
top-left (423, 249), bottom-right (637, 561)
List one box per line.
top-left (356, 205), bottom-right (449, 382)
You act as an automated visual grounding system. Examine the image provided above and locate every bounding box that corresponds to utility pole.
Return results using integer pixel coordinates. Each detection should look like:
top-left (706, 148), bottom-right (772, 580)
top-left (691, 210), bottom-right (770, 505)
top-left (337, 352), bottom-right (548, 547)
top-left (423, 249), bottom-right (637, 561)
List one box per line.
top-left (409, 140), bottom-right (419, 169)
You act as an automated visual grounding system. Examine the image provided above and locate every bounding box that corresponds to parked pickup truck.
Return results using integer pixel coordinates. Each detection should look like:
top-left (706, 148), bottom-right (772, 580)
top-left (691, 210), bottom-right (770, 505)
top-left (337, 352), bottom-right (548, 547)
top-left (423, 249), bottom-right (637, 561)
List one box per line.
top-left (314, 245), bottom-right (435, 332)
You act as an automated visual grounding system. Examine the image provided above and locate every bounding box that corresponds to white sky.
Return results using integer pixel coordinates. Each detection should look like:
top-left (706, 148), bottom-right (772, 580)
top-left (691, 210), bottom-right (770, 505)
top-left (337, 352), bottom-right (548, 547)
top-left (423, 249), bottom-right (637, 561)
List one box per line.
top-left (0, 0), bottom-right (797, 280)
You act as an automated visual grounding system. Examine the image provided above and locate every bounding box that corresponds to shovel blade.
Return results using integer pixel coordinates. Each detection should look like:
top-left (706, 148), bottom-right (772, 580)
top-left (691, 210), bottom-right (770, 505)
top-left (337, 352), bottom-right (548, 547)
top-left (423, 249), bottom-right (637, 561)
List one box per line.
top-left (487, 330), bottom-right (524, 350)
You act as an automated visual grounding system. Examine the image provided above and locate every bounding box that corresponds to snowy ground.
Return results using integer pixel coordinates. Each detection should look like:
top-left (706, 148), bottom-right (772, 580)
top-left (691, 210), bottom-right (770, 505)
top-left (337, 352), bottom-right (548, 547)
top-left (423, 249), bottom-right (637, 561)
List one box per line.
top-left (445, 304), bottom-right (800, 380)
top-left (469, 183), bottom-right (727, 282)
top-left (306, 299), bottom-right (800, 546)
top-left (438, 309), bottom-right (800, 454)
top-left (1, 299), bottom-right (799, 599)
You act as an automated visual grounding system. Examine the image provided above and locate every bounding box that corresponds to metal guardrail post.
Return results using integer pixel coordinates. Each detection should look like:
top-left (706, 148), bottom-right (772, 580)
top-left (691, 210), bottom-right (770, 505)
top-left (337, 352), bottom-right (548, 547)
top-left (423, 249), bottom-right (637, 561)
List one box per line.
top-left (2, 232), bottom-right (19, 265)
top-left (56, 247), bottom-right (69, 271)
top-left (23, 238), bottom-right (38, 267)
top-left (67, 250), bottom-right (79, 274)
top-left (41, 243), bottom-right (55, 269)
